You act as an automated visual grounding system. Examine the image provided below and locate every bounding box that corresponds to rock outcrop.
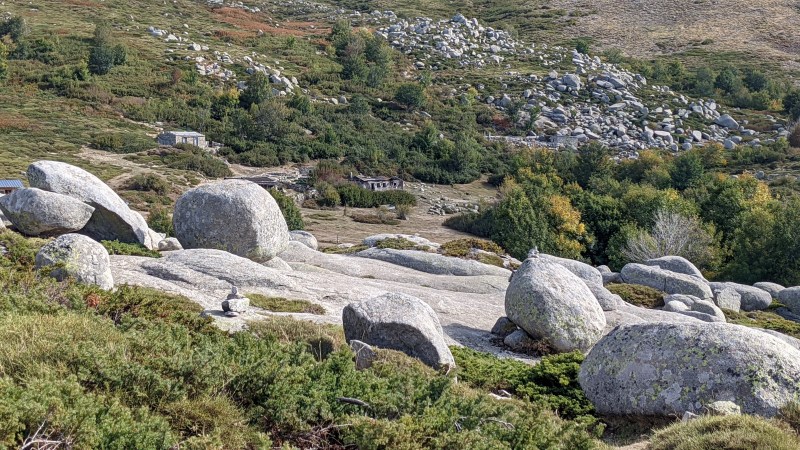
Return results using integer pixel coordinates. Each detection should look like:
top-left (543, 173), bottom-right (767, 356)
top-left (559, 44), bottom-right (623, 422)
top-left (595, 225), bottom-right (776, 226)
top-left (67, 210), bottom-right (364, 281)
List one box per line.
top-left (621, 263), bottom-right (712, 299)
top-left (342, 292), bottom-right (454, 369)
top-left (709, 282), bottom-right (772, 311)
top-left (35, 233), bottom-right (113, 290)
top-left (354, 247), bottom-right (510, 277)
top-left (0, 188), bottom-right (94, 237)
top-left (579, 322), bottom-right (800, 417)
top-left (505, 257), bottom-right (605, 352)
top-left (27, 161), bottom-right (153, 248)
top-left (173, 180), bottom-right (289, 262)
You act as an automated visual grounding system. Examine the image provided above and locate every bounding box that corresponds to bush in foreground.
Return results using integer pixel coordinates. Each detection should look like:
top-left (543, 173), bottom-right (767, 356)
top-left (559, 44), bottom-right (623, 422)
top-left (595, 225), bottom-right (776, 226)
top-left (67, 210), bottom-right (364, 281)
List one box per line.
top-left (648, 415), bottom-right (800, 450)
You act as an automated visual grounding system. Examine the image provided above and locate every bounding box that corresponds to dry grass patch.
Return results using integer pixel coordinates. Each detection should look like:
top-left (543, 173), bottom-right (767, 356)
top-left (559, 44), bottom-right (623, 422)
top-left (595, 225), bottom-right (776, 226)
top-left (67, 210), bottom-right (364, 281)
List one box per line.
top-left (247, 293), bottom-right (325, 315)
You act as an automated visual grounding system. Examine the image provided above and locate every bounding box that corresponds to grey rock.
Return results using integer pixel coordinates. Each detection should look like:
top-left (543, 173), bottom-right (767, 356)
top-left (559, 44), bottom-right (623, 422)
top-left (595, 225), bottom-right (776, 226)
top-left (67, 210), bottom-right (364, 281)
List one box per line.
top-left (777, 287), bottom-right (800, 314)
top-left (644, 255), bottom-right (704, 279)
top-left (587, 282), bottom-right (623, 311)
top-left (222, 297), bottom-right (249, 313)
top-left (540, 253), bottom-right (603, 285)
top-left (706, 400), bottom-right (741, 416)
top-left (289, 230), bottom-right (318, 250)
top-left (621, 263), bottom-right (712, 299)
top-left (173, 180), bottom-right (289, 262)
top-left (350, 340), bottom-right (377, 370)
top-left (503, 329), bottom-right (536, 352)
top-left (753, 282), bottom-right (785, 298)
top-left (715, 114), bottom-right (739, 129)
top-left (343, 292), bottom-right (454, 370)
top-left (35, 233), bottom-right (113, 290)
top-left (354, 248), bottom-right (510, 277)
top-left (505, 257), bottom-right (606, 352)
top-left (27, 161), bottom-right (153, 247)
top-left (713, 287), bottom-right (741, 312)
top-left (663, 300), bottom-right (690, 312)
top-left (579, 322), bottom-right (800, 417)
top-left (709, 282), bottom-right (772, 311)
top-left (261, 256), bottom-right (292, 271)
top-left (597, 265), bottom-right (611, 274)
top-left (602, 272), bottom-right (622, 285)
top-left (0, 188), bottom-right (94, 237)
top-left (490, 316), bottom-right (517, 337)
top-left (688, 300), bottom-right (726, 322)
top-left (157, 237), bottom-right (183, 251)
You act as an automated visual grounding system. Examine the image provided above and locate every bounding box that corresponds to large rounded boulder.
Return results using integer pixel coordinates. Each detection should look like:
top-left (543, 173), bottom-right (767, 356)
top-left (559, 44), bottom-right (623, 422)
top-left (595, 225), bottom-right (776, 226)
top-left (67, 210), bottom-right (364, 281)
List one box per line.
top-left (27, 161), bottom-right (152, 247)
top-left (505, 256), bottom-right (606, 352)
top-left (173, 180), bottom-right (289, 262)
top-left (35, 233), bottom-right (113, 290)
top-left (0, 188), bottom-right (95, 237)
top-left (579, 322), bottom-right (800, 417)
top-left (342, 292), bottom-right (454, 370)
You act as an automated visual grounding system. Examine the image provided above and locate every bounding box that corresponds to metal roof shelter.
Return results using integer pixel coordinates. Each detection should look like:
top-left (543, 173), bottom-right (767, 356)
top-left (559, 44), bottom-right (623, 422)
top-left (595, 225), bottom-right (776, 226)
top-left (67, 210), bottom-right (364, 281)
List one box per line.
top-left (0, 180), bottom-right (23, 195)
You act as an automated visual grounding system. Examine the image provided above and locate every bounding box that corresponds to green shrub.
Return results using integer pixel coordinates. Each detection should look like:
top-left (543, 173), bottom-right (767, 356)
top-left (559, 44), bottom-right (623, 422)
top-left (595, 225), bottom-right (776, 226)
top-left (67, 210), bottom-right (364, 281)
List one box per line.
top-left (100, 240), bottom-right (161, 258)
top-left (375, 237), bottom-right (420, 250)
top-left (607, 283), bottom-right (666, 308)
top-left (161, 146), bottom-right (232, 178)
top-left (0, 230), bottom-right (47, 269)
top-left (127, 173), bottom-right (169, 195)
top-left (648, 415), bottom-right (800, 450)
top-left (779, 401), bottom-right (800, 434)
top-left (91, 133), bottom-right (154, 153)
top-left (147, 205), bottom-right (174, 237)
top-left (268, 189), bottom-right (304, 230)
top-left (451, 347), bottom-right (597, 422)
top-left (441, 238), bottom-right (505, 258)
top-left (320, 244), bottom-right (368, 254)
top-left (350, 212), bottom-right (400, 225)
top-left (336, 184), bottom-right (417, 208)
top-left (723, 308), bottom-right (800, 339)
top-left (246, 293), bottom-right (325, 315)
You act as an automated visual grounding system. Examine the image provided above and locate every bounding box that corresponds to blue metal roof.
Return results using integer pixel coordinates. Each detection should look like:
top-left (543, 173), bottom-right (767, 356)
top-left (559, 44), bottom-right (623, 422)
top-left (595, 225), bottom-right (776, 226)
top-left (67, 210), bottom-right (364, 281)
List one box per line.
top-left (0, 180), bottom-right (24, 189)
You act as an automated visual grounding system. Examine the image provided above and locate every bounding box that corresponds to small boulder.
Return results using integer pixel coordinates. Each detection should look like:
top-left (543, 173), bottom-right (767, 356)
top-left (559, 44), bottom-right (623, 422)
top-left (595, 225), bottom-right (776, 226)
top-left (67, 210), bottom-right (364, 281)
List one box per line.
top-left (579, 322), bottom-right (800, 417)
top-left (505, 257), bottom-right (606, 352)
top-left (706, 400), bottom-right (741, 416)
top-left (503, 329), bottom-right (537, 352)
top-left (709, 282), bottom-right (772, 311)
top-left (602, 271), bottom-right (622, 285)
top-left (621, 263), bottom-right (712, 299)
top-left (644, 256), bottom-right (704, 279)
top-left (173, 180), bottom-right (289, 262)
top-left (490, 316), bottom-right (517, 337)
top-left (35, 234), bottom-right (113, 290)
top-left (713, 287), bottom-right (742, 312)
top-left (0, 188), bottom-right (95, 237)
top-left (157, 237), bottom-right (183, 252)
top-left (350, 340), bottom-right (377, 370)
top-left (342, 293), bottom-right (454, 370)
top-left (753, 282), bottom-right (785, 298)
top-left (289, 230), bottom-right (318, 250)
top-left (221, 286), bottom-right (249, 316)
